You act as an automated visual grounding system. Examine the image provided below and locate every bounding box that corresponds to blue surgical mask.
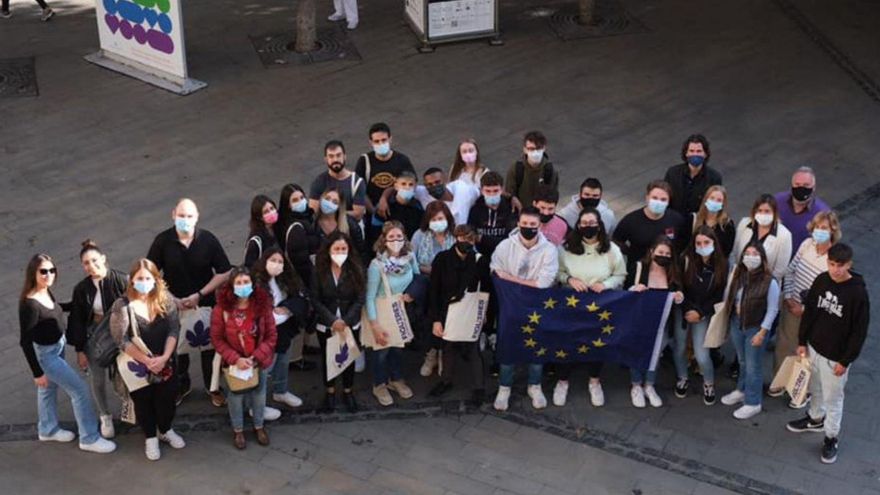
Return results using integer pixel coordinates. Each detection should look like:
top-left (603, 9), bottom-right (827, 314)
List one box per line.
top-left (648, 199), bottom-right (668, 215)
top-left (397, 189), bottom-right (415, 202)
top-left (484, 194), bottom-right (501, 207)
top-left (687, 155), bottom-right (705, 167)
top-left (429, 219), bottom-right (448, 233)
top-left (234, 284), bottom-right (253, 299)
top-left (290, 198), bottom-right (308, 213)
top-left (373, 142), bottom-right (391, 156)
top-left (320, 199), bottom-right (339, 215)
top-left (696, 244), bottom-right (715, 257)
top-left (704, 199), bottom-right (723, 213)
top-left (133, 280), bottom-right (155, 295)
top-left (174, 217), bottom-right (194, 234)
top-left (812, 229), bottom-right (831, 244)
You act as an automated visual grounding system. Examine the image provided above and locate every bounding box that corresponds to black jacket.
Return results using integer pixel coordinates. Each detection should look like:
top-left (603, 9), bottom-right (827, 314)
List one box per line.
top-left (664, 163), bottom-right (723, 215)
top-left (468, 196), bottom-right (518, 257)
top-left (277, 210), bottom-right (320, 285)
top-left (799, 272), bottom-right (870, 367)
top-left (315, 216), bottom-right (368, 265)
top-left (387, 196), bottom-right (425, 239)
top-left (428, 248), bottom-right (492, 324)
top-left (309, 268), bottom-right (365, 331)
top-left (244, 228), bottom-right (280, 269)
top-left (67, 268), bottom-right (128, 352)
top-left (681, 261), bottom-right (726, 320)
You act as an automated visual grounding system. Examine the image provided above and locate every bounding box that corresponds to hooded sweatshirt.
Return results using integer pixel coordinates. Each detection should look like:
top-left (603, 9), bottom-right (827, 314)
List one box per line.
top-left (490, 229), bottom-right (559, 289)
top-left (798, 271), bottom-right (870, 367)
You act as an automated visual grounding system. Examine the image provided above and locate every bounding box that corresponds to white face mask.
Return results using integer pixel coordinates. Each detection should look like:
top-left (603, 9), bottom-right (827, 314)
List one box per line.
top-left (266, 260), bottom-right (284, 277)
top-left (742, 255), bottom-right (762, 270)
top-left (527, 149), bottom-right (544, 163)
top-left (387, 240), bottom-right (405, 254)
top-left (331, 253), bottom-right (348, 267)
top-left (754, 213), bottom-right (774, 226)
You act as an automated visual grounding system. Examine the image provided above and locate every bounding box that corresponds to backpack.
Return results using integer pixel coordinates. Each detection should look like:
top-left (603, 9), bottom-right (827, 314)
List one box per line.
top-left (244, 235), bottom-right (263, 262)
top-left (514, 158), bottom-right (555, 194)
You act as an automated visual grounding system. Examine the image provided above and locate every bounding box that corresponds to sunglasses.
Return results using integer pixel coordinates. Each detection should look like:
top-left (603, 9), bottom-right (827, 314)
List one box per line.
top-left (39, 268), bottom-right (57, 275)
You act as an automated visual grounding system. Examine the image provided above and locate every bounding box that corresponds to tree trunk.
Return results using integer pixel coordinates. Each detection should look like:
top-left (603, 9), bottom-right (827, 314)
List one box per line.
top-left (577, 0), bottom-right (596, 26)
top-left (295, 0), bottom-right (317, 53)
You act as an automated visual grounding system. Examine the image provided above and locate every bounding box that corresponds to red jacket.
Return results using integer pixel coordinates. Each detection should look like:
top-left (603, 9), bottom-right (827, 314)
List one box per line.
top-left (211, 284), bottom-right (277, 369)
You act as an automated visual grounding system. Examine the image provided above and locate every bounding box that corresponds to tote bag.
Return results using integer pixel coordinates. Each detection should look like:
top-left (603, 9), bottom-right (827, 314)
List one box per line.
top-left (116, 306), bottom-right (155, 393)
top-left (443, 283), bottom-right (489, 342)
top-left (325, 327), bottom-right (361, 381)
top-left (361, 269), bottom-right (413, 350)
top-left (177, 306), bottom-right (214, 353)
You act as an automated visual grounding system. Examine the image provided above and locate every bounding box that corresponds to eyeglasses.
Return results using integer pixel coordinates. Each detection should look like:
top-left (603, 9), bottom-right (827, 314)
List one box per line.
top-left (39, 268), bottom-right (57, 275)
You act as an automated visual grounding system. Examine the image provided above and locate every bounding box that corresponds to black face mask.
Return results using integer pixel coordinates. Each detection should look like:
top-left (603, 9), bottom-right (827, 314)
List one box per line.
top-left (791, 186), bottom-right (813, 202)
top-left (454, 242), bottom-right (473, 254)
top-left (428, 185), bottom-right (446, 199)
top-left (653, 255), bottom-right (672, 267)
top-left (539, 213), bottom-right (554, 224)
top-left (329, 162), bottom-right (345, 173)
top-left (520, 227), bottom-right (539, 241)
top-left (579, 197), bottom-right (600, 209)
top-left (579, 226), bottom-right (600, 239)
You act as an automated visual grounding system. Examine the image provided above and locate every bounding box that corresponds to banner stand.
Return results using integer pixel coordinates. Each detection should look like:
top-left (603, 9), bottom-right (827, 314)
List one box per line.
top-left (85, 50), bottom-right (206, 95)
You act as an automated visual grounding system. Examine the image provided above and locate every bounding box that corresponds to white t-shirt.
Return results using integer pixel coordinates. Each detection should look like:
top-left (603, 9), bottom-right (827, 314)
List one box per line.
top-left (269, 278), bottom-right (290, 326)
top-left (92, 279), bottom-right (104, 316)
top-left (414, 180), bottom-right (480, 226)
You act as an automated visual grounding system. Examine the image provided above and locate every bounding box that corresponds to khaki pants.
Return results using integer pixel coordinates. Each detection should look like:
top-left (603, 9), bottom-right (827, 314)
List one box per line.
top-left (774, 308), bottom-right (801, 378)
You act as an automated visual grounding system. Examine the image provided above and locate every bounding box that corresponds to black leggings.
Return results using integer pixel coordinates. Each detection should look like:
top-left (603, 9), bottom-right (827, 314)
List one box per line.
top-left (2, 0), bottom-right (49, 12)
top-left (130, 374), bottom-right (178, 439)
top-left (317, 328), bottom-right (355, 390)
top-left (441, 341), bottom-right (484, 389)
top-left (556, 362), bottom-right (604, 382)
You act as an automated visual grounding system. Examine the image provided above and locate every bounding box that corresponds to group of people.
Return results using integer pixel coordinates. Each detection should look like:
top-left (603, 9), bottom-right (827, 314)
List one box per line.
top-left (19, 126), bottom-right (869, 465)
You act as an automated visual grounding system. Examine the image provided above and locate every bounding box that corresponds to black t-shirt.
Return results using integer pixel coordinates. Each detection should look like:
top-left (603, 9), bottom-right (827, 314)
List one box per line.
top-left (355, 151), bottom-right (415, 206)
top-left (146, 227), bottom-right (232, 306)
top-left (308, 171), bottom-right (366, 210)
top-left (613, 208), bottom-right (689, 271)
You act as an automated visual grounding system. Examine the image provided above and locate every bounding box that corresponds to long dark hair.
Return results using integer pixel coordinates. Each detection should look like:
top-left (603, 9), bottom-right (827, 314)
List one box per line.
top-left (563, 208), bottom-right (610, 255)
top-left (249, 194), bottom-right (277, 237)
top-left (20, 253), bottom-right (55, 303)
top-left (315, 231), bottom-right (365, 293)
top-left (641, 236), bottom-right (681, 288)
top-left (251, 247), bottom-right (304, 294)
top-left (725, 242), bottom-right (772, 316)
top-left (684, 226), bottom-right (728, 293)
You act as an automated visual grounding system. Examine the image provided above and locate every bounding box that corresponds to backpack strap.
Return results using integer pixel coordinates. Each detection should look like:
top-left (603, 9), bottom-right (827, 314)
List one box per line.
top-left (246, 235), bottom-right (263, 260)
top-left (284, 222), bottom-right (304, 252)
top-left (362, 153), bottom-right (371, 183)
top-left (515, 161), bottom-right (525, 194)
top-left (541, 161), bottom-right (554, 185)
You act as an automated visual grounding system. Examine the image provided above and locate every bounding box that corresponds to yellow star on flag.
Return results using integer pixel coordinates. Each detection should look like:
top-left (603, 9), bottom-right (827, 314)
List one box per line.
top-left (577, 345), bottom-right (590, 354)
top-left (586, 301), bottom-right (600, 312)
top-left (566, 295), bottom-right (580, 307)
top-left (598, 310), bottom-right (612, 321)
top-left (528, 311), bottom-right (541, 324)
top-left (524, 338), bottom-right (537, 348)
top-left (592, 338), bottom-right (607, 348)
top-left (521, 324), bottom-right (535, 335)
top-left (602, 324), bottom-right (614, 335)
top-left (543, 298), bottom-right (557, 309)
top-left (555, 349), bottom-right (568, 359)
top-left (536, 347), bottom-right (547, 357)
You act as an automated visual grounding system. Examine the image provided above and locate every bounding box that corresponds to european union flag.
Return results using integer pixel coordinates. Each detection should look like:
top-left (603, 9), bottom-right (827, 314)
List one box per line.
top-left (494, 277), bottom-right (673, 371)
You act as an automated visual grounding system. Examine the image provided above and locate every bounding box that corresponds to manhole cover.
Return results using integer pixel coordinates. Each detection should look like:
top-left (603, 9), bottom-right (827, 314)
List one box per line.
top-left (547, 1), bottom-right (648, 41)
top-left (0, 57), bottom-right (38, 97)
top-left (250, 26), bottom-right (362, 68)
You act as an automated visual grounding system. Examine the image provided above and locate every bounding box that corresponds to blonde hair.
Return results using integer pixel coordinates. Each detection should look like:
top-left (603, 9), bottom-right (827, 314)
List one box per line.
top-left (126, 258), bottom-right (170, 317)
top-left (694, 185), bottom-right (731, 229)
top-left (808, 210), bottom-right (842, 244)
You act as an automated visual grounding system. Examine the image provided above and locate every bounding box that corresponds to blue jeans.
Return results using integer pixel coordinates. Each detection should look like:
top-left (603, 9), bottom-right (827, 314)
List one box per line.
top-left (499, 363), bottom-right (543, 387)
top-left (33, 337), bottom-right (100, 444)
top-left (729, 317), bottom-right (768, 406)
top-left (225, 367), bottom-right (269, 431)
top-left (270, 351), bottom-right (290, 395)
top-left (371, 347), bottom-right (403, 385)
top-left (630, 368), bottom-right (656, 385)
top-left (673, 311), bottom-right (714, 384)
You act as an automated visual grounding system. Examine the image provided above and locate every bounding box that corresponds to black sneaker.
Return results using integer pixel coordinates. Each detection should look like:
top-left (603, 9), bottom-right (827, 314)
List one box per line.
top-left (322, 393), bottom-right (337, 413)
top-left (175, 384), bottom-right (192, 406)
top-left (1, 10), bottom-right (11, 18)
top-left (703, 383), bottom-right (716, 406)
top-left (786, 415), bottom-right (825, 433)
top-left (342, 391), bottom-right (358, 413)
top-left (821, 436), bottom-right (838, 464)
top-left (674, 378), bottom-right (689, 399)
top-left (429, 381), bottom-right (453, 398)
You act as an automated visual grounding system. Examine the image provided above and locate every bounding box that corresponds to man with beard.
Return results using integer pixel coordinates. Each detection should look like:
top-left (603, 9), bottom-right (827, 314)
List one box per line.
top-left (309, 140), bottom-right (366, 222)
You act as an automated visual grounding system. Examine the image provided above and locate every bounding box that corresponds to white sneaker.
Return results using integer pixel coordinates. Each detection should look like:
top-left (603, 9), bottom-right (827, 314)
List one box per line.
top-left (527, 384), bottom-right (547, 409)
top-left (327, 12), bottom-right (345, 21)
top-left (79, 437), bottom-right (116, 454)
top-left (354, 353), bottom-right (366, 373)
top-left (644, 386), bottom-right (663, 408)
top-left (494, 386), bottom-right (511, 411)
top-left (552, 381), bottom-right (568, 407)
top-left (145, 437), bottom-right (161, 461)
top-left (721, 389), bottom-right (745, 406)
top-left (158, 429), bottom-right (186, 449)
top-left (589, 382), bottom-right (605, 407)
top-left (346, 21), bottom-right (358, 30)
top-left (733, 404), bottom-right (762, 420)
top-left (265, 406), bottom-right (282, 421)
top-left (100, 414), bottom-right (115, 439)
top-left (38, 429), bottom-right (75, 443)
top-left (273, 392), bottom-right (303, 408)
top-left (420, 349), bottom-right (439, 377)
top-left (631, 385), bottom-right (646, 408)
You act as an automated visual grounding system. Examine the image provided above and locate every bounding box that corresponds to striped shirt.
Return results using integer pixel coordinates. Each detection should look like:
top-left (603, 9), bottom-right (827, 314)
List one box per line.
top-left (783, 238), bottom-right (828, 303)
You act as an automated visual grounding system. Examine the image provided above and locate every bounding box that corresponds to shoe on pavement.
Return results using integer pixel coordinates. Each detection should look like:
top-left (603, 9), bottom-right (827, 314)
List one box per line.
top-left (343, 391), bottom-right (359, 413)
top-left (788, 393), bottom-right (811, 410)
top-left (767, 387), bottom-right (785, 398)
top-left (821, 436), bottom-right (839, 464)
top-left (254, 427), bottom-right (270, 446)
top-left (644, 385), bottom-right (663, 408)
top-left (346, 21), bottom-right (358, 30)
top-left (145, 437), bottom-right (161, 461)
top-left (1, 10), bottom-right (11, 18)
top-left (209, 391), bottom-right (226, 407)
top-left (388, 380), bottom-right (413, 399)
top-left (733, 404), bottom-right (762, 420)
top-left (588, 382), bottom-right (605, 407)
top-left (327, 12), bottom-right (345, 21)
top-left (99, 414), bottom-right (115, 439)
top-left (175, 384), bottom-right (192, 406)
top-left (703, 383), bottom-right (716, 406)
top-left (552, 380), bottom-right (568, 407)
top-left (721, 389), bottom-right (745, 406)
top-left (373, 384), bottom-right (393, 406)
top-left (674, 378), bottom-right (689, 399)
top-left (273, 392), bottom-right (303, 408)
top-left (429, 381), bottom-right (453, 398)
top-left (528, 384), bottom-right (547, 409)
top-left (250, 407), bottom-right (281, 421)
top-left (494, 386), bottom-right (511, 411)
top-left (233, 431), bottom-right (246, 450)
top-left (158, 429), bottom-right (186, 449)
top-left (420, 349), bottom-right (439, 377)
top-left (631, 385), bottom-right (646, 408)
top-left (39, 429), bottom-right (76, 443)
top-left (79, 437), bottom-right (116, 454)
top-left (40, 8), bottom-right (54, 21)
top-left (786, 415), bottom-right (825, 433)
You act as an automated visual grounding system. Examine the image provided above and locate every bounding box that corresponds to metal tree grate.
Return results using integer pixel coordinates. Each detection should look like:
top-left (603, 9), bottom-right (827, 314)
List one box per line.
top-left (546, 1), bottom-right (648, 41)
top-left (250, 26), bottom-right (362, 68)
top-left (0, 57), bottom-right (38, 97)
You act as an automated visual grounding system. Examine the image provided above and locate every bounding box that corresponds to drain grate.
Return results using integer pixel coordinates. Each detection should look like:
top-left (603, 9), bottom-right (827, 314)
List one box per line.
top-left (546, 1), bottom-right (648, 41)
top-left (0, 57), bottom-right (38, 97)
top-left (250, 26), bottom-right (362, 67)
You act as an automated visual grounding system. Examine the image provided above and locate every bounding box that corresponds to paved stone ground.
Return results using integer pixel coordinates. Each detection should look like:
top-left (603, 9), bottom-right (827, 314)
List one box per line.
top-left (1, 0), bottom-right (880, 493)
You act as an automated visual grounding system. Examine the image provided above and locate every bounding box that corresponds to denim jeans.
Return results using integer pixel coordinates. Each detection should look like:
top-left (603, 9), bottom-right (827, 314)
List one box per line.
top-left (673, 311), bottom-right (714, 384)
top-left (86, 351), bottom-right (111, 416)
top-left (499, 363), bottom-right (543, 387)
top-left (629, 368), bottom-right (656, 385)
top-left (729, 316), bottom-right (768, 406)
top-left (33, 336), bottom-right (100, 444)
top-left (225, 367), bottom-right (269, 431)
top-left (807, 345), bottom-right (849, 438)
top-left (371, 347), bottom-right (403, 386)
top-left (270, 351), bottom-right (290, 395)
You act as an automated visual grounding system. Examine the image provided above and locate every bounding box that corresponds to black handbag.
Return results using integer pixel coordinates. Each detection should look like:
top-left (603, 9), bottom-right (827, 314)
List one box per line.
top-left (87, 316), bottom-right (119, 368)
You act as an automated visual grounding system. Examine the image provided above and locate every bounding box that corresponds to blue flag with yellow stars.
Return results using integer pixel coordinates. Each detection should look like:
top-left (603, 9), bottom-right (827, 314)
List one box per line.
top-left (494, 277), bottom-right (673, 371)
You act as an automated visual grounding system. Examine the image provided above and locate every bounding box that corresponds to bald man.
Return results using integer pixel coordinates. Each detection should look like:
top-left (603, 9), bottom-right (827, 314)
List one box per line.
top-left (775, 167), bottom-right (831, 255)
